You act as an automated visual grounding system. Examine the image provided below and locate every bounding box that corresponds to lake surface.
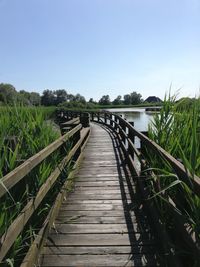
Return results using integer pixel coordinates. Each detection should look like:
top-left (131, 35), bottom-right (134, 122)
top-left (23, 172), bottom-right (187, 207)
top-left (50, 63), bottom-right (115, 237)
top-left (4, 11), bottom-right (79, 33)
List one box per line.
top-left (106, 107), bottom-right (155, 132)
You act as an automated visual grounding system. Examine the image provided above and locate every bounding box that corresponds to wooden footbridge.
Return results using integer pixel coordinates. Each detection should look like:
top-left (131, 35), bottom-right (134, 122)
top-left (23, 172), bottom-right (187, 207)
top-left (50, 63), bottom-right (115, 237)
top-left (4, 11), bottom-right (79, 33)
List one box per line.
top-left (0, 111), bottom-right (200, 267)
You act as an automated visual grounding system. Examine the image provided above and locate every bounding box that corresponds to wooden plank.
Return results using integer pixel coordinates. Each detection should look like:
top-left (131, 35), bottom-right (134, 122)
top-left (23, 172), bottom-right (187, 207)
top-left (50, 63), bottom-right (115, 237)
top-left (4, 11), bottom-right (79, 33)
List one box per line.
top-left (45, 234), bottom-right (155, 246)
top-left (60, 203), bottom-right (123, 210)
top-left (76, 173), bottom-right (127, 178)
top-left (84, 148), bottom-right (115, 151)
top-left (74, 183), bottom-right (131, 188)
top-left (56, 212), bottom-right (146, 221)
top-left (63, 199), bottom-right (124, 204)
top-left (73, 181), bottom-right (120, 186)
top-left (75, 177), bottom-right (121, 181)
top-left (84, 147), bottom-right (114, 150)
top-left (50, 224), bottom-right (129, 234)
top-left (73, 187), bottom-right (130, 192)
top-left (82, 157), bottom-right (117, 161)
top-left (79, 167), bottom-right (122, 171)
top-left (49, 224), bottom-right (151, 235)
top-left (56, 210), bottom-right (127, 218)
top-left (77, 178), bottom-right (133, 184)
top-left (79, 167), bottom-right (119, 172)
top-left (82, 162), bottom-right (118, 166)
top-left (41, 245), bottom-right (155, 255)
top-left (71, 189), bottom-right (128, 194)
top-left (83, 153), bottom-right (115, 157)
top-left (40, 254), bottom-right (158, 266)
top-left (68, 194), bottom-right (132, 200)
top-left (55, 216), bottom-right (129, 224)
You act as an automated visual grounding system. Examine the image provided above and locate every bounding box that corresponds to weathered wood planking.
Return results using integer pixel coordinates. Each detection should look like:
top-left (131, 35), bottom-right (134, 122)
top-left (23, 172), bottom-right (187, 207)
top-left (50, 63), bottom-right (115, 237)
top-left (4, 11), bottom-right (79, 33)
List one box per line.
top-left (39, 123), bottom-right (159, 266)
top-left (41, 255), bottom-right (158, 267)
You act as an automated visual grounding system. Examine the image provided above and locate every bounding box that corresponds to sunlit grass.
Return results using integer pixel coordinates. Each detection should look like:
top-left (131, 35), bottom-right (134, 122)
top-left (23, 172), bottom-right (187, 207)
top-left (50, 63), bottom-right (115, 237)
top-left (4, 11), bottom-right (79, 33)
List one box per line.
top-left (145, 94), bottom-right (200, 265)
top-left (0, 106), bottom-right (66, 266)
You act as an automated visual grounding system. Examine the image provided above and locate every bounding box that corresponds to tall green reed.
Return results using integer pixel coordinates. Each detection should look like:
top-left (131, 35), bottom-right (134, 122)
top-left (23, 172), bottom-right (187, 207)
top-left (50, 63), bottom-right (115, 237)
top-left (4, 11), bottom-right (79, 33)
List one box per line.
top-left (145, 94), bottom-right (200, 265)
top-left (0, 106), bottom-right (66, 266)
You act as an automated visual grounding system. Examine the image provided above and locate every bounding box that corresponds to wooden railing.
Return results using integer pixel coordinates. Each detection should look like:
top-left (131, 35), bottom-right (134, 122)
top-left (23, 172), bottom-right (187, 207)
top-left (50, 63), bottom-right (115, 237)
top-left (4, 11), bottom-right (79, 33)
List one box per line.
top-left (90, 110), bottom-right (200, 264)
top-left (0, 116), bottom-right (90, 266)
top-left (3, 108), bottom-right (199, 266)
top-left (58, 110), bottom-right (200, 264)
top-left (89, 111), bottom-right (200, 190)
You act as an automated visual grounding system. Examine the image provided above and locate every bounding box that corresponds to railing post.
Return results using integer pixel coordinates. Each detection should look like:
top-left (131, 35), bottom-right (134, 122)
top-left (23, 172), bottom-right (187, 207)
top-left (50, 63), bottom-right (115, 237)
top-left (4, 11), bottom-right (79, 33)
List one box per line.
top-left (116, 117), bottom-right (120, 133)
top-left (104, 113), bottom-right (107, 124)
top-left (128, 122), bottom-right (134, 160)
top-left (91, 112), bottom-right (94, 121)
top-left (114, 115), bottom-right (118, 131)
top-left (140, 131), bottom-right (148, 156)
top-left (72, 128), bottom-right (81, 160)
top-left (121, 120), bottom-right (126, 145)
top-left (110, 114), bottom-right (113, 127)
top-left (80, 112), bottom-right (90, 128)
top-left (66, 111), bottom-right (69, 120)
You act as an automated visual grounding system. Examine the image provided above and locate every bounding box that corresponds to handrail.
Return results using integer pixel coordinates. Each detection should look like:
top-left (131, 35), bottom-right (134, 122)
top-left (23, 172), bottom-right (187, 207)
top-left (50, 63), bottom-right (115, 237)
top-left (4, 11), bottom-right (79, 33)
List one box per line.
top-left (21, 127), bottom-right (91, 267)
top-left (60, 117), bottom-right (79, 126)
top-left (0, 115), bottom-right (90, 265)
top-left (116, 114), bottom-right (200, 193)
top-left (0, 124), bottom-right (81, 198)
top-left (0, 128), bottom-right (90, 261)
top-left (53, 110), bottom-right (200, 259)
top-left (55, 109), bottom-right (200, 194)
top-left (90, 111), bottom-right (200, 196)
top-left (87, 110), bottom-right (200, 261)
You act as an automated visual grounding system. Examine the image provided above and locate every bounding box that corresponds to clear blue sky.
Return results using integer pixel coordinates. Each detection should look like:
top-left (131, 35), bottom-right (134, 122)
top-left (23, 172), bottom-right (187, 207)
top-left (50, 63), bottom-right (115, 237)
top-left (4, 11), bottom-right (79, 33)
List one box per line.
top-left (0, 0), bottom-right (200, 101)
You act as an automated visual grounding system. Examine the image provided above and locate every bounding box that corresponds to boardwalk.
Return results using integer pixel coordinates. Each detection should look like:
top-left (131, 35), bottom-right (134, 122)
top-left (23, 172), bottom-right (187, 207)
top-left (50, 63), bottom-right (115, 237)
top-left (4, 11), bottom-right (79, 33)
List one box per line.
top-left (40, 123), bottom-right (159, 266)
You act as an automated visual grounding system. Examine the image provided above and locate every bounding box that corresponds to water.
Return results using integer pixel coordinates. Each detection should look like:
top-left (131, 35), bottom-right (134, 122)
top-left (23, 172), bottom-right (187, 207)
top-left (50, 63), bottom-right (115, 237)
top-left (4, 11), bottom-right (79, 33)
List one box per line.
top-left (106, 107), bottom-right (155, 132)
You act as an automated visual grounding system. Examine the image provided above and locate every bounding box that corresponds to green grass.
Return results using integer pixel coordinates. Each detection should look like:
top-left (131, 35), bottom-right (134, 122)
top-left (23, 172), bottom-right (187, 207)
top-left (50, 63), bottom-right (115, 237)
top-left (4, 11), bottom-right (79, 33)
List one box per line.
top-left (0, 106), bottom-right (70, 266)
top-left (145, 94), bottom-right (200, 265)
top-left (148, 95), bottom-right (200, 176)
top-left (0, 106), bottom-right (58, 176)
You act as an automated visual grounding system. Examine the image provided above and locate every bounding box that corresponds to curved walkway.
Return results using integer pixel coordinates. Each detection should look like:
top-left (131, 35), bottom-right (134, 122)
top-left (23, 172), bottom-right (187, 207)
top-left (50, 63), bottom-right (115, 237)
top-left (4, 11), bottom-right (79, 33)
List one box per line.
top-left (39, 123), bottom-right (159, 266)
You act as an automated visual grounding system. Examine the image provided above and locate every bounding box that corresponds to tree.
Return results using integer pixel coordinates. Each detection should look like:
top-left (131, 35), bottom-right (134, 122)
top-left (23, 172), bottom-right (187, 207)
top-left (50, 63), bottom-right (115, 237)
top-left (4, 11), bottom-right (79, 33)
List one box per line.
top-left (18, 90), bottom-right (41, 106)
top-left (89, 98), bottom-right (94, 103)
top-left (113, 95), bottom-right (122, 105)
top-left (123, 94), bottom-right (131, 105)
top-left (130, 91), bottom-right (142, 105)
top-left (123, 91), bottom-right (142, 105)
top-left (29, 92), bottom-right (41, 106)
top-left (41, 90), bottom-right (56, 106)
top-left (18, 90), bottom-right (31, 105)
top-left (66, 94), bottom-right (73, 102)
top-left (88, 98), bottom-right (97, 105)
top-left (74, 93), bottom-right (86, 104)
top-left (99, 95), bottom-right (111, 105)
top-left (54, 89), bottom-right (68, 105)
top-left (0, 83), bottom-right (17, 104)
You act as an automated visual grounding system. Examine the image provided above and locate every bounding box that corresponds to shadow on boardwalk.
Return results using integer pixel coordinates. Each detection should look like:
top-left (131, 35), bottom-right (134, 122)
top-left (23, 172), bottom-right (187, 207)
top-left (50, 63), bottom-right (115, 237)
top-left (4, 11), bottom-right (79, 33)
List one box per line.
top-left (101, 123), bottom-right (160, 266)
top-left (40, 123), bottom-right (161, 267)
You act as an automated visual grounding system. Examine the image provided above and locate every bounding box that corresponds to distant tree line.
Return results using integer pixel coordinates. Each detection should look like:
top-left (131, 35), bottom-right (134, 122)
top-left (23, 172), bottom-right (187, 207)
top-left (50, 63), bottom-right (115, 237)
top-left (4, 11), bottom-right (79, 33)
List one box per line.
top-left (0, 83), bottom-right (41, 106)
top-left (98, 92), bottom-right (142, 105)
top-left (0, 83), bottom-right (146, 108)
